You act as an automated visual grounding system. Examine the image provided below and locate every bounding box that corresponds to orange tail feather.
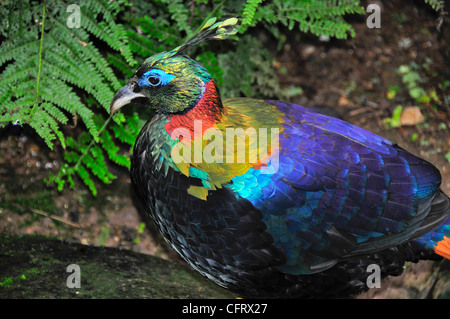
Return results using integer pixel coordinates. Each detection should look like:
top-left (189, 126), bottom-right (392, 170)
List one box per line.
top-left (434, 236), bottom-right (450, 259)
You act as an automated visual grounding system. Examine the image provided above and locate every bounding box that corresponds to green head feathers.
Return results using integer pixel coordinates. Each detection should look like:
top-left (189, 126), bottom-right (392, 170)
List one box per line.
top-left (110, 18), bottom-right (238, 114)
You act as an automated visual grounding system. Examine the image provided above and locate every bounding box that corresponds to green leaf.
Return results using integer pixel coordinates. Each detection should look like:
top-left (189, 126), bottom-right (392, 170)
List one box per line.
top-left (385, 105), bottom-right (403, 128)
top-left (98, 227), bottom-right (110, 246)
top-left (402, 71), bottom-right (421, 86)
top-left (424, 0), bottom-right (444, 11)
top-left (409, 87), bottom-right (425, 100)
top-left (397, 65), bottom-right (410, 74)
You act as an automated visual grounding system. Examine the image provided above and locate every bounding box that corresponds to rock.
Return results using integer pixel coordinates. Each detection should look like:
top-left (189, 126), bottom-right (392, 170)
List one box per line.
top-left (0, 234), bottom-right (236, 299)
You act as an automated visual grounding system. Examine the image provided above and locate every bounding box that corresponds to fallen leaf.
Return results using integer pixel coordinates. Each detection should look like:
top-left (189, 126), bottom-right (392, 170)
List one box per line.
top-left (400, 106), bottom-right (424, 126)
top-left (339, 95), bottom-right (349, 106)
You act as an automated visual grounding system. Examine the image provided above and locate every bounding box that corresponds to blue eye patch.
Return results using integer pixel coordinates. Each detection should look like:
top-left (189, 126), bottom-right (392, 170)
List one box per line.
top-left (139, 69), bottom-right (175, 88)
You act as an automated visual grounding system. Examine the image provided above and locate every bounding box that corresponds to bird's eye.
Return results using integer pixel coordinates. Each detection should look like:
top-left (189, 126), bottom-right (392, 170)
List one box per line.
top-left (148, 76), bottom-right (161, 87)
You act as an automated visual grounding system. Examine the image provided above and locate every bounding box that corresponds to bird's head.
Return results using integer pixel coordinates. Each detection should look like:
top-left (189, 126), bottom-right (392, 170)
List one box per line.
top-left (110, 53), bottom-right (212, 114)
top-left (110, 18), bottom-right (237, 115)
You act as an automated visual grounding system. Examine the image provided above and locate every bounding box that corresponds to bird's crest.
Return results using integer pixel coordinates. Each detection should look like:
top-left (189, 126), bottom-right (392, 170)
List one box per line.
top-left (173, 17), bottom-right (238, 56)
top-left (143, 18), bottom-right (238, 69)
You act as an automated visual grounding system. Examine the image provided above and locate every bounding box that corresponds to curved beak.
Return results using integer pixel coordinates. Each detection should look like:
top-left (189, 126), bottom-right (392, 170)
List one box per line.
top-left (110, 84), bottom-right (147, 114)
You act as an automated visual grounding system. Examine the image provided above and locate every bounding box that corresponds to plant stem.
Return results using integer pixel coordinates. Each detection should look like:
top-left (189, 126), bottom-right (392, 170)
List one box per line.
top-left (28, 2), bottom-right (46, 122)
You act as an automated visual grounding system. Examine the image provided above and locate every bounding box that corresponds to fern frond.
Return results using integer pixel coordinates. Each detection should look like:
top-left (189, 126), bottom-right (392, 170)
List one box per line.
top-left (1, 0), bottom-right (136, 195)
top-left (28, 108), bottom-right (56, 150)
top-left (99, 128), bottom-right (131, 168)
top-left (84, 144), bottom-right (116, 184)
top-left (268, 0), bottom-right (365, 39)
top-left (424, 0), bottom-right (444, 11)
top-left (160, 0), bottom-right (193, 36)
top-left (76, 162), bottom-right (98, 196)
top-left (241, 0), bottom-right (265, 29)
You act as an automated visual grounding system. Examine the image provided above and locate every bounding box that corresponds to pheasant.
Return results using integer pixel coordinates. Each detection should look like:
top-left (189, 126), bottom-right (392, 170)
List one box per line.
top-left (110, 18), bottom-right (450, 298)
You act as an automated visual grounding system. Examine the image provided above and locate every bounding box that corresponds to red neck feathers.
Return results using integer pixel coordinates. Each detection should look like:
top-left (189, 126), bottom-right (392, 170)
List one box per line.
top-left (164, 79), bottom-right (223, 139)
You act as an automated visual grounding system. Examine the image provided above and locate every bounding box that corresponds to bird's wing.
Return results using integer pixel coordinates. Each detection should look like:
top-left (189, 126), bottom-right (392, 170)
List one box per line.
top-left (217, 98), bottom-right (443, 275)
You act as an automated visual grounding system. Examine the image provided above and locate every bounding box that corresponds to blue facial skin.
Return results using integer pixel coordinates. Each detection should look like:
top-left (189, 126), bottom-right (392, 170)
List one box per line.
top-left (139, 69), bottom-right (176, 88)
